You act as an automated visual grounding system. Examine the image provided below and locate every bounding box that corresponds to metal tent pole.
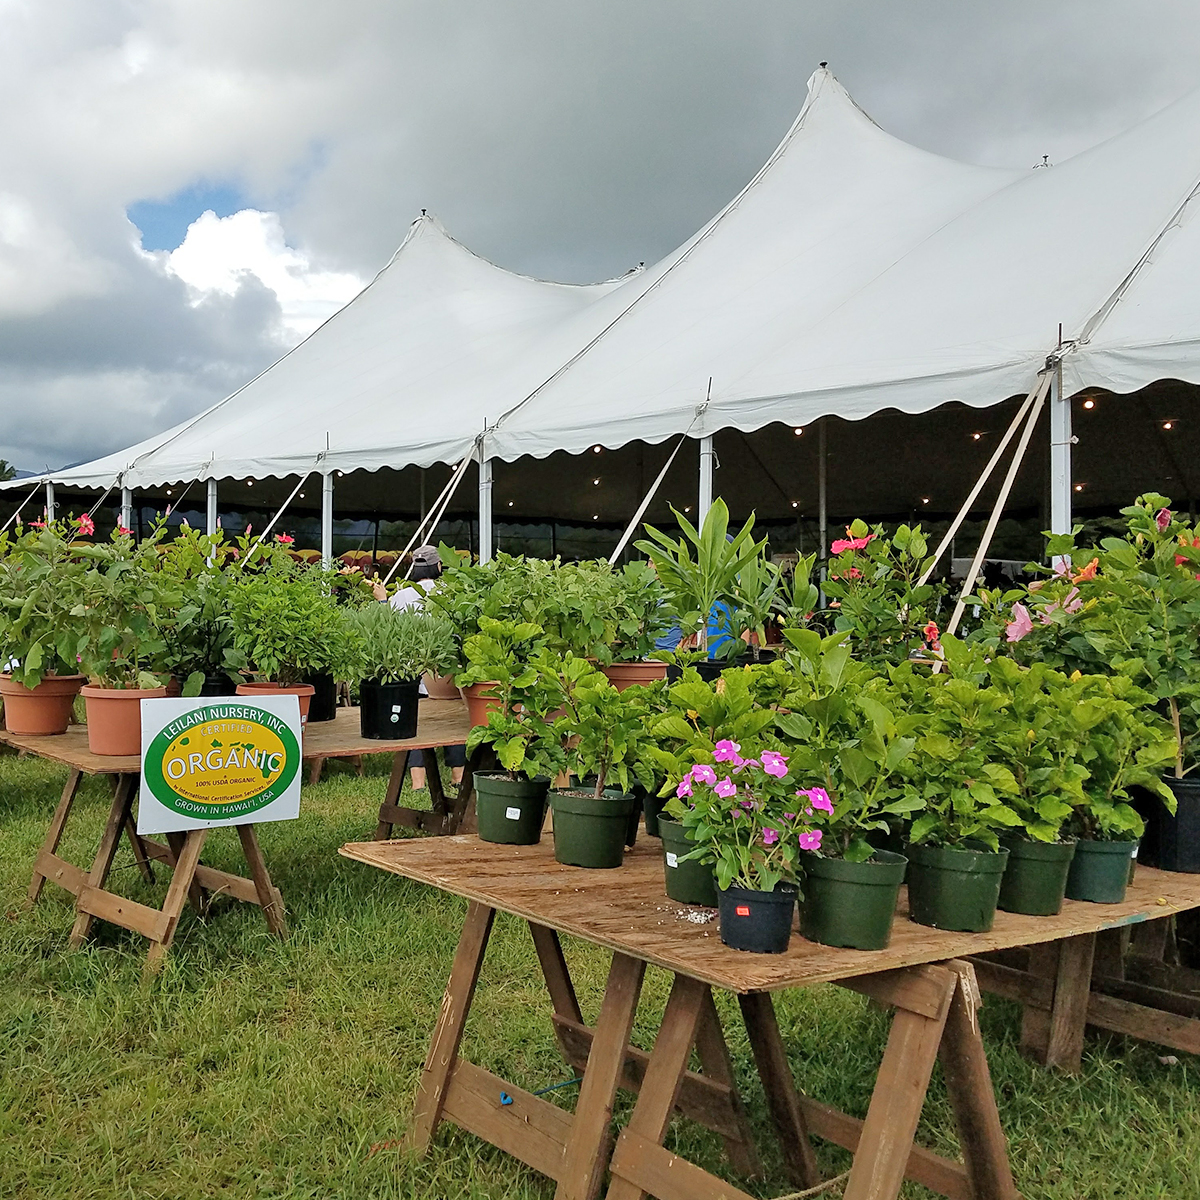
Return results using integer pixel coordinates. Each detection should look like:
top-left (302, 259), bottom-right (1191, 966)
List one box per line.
top-left (698, 435), bottom-right (715, 523)
top-left (206, 479), bottom-right (218, 536)
top-left (45, 481), bottom-right (55, 522)
top-left (818, 421), bottom-right (828, 603)
top-left (321, 472), bottom-right (334, 566)
top-left (120, 487), bottom-right (133, 532)
top-left (1049, 358), bottom-right (1073, 538)
top-left (478, 442), bottom-right (494, 564)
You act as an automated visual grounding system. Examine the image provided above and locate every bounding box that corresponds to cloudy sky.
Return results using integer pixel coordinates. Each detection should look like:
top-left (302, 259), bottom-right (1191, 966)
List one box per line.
top-left (3, 0), bottom-right (1200, 473)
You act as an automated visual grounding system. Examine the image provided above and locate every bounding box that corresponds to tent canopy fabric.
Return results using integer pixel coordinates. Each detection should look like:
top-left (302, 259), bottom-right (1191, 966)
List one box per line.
top-left (17, 66), bottom-right (1200, 493)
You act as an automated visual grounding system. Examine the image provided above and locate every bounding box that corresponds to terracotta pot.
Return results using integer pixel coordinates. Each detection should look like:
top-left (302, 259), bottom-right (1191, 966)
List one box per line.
top-left (462, 681), bottom-right (502, 726)
top-left (422, 672), bottom-right (461, 700)
top-left (81, 684), bottom-right (169, 756)
top-left (600, 662), bottom-right (669, 691)
top-left (0, 673), bottom-right (85, 736)
top-left (235, 682), bottom-right (316, 725)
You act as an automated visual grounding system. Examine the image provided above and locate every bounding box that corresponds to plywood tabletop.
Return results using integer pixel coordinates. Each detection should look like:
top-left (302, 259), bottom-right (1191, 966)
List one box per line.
top-left (339, 834), bottom-right (1200, 994)
top-left (0, 698), bottom-right (470, 774)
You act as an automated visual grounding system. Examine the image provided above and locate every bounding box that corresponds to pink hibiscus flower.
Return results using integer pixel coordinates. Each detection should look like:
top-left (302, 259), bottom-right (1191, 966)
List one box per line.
top-left (275, 533), bottom-right (295, 545)
top-left (1156, 508), bottom-right (1172, 532)
top-left (76, 513), bottom-right (95, 537)
top-left (1005, 602), bottom-right (1034, 643)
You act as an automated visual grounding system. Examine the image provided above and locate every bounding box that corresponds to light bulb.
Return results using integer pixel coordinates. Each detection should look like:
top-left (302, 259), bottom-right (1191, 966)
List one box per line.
top-left (794, 427), bottom-right (803, 436)
top-left (1083, 398), bottom-right (1095, 410)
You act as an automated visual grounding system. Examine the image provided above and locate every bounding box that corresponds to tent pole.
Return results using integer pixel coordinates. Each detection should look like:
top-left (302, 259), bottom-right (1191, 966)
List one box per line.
top-left (1049, 358), bottom-right (1073, 541)
top-left (206, 479), bottom-right (218, 537)
top-left (120, 487), bottom-right (133, 532)
top-left (45, 481), bottom-right (55, 522)
top-left (698, 435), bottom-right (715, 523)
top-left (478, 443), bottom-right (494, 564)
top-left (818, 421), bottom-right (828, 603)
top-left (321, 472), bottom-right (334, 566)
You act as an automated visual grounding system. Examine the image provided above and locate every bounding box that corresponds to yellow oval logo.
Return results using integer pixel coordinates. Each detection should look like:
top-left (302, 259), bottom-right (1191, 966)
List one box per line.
top-left (160, 718), bottom-right (287, 806)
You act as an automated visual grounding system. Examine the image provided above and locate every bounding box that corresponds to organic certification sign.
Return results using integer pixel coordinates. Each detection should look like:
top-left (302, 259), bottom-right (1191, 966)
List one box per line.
top-left (137, 697), bottom-right (302, 835)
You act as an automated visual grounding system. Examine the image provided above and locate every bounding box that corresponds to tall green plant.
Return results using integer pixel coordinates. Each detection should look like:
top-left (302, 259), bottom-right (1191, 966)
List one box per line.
top-left (345, 605), bottom-right (457, 683)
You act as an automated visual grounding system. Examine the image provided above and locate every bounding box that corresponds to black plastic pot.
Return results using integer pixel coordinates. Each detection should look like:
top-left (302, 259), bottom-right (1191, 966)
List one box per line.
top-left (800, 850), bottom-right (907, 950)
top-left (1065, 838), bottom-right (1138, 903)
top-left (906, 841), bottom-right (1009, 932)
top-left (474, 773), bottom-right (549, 845)
top-left (359, 678), bottom-right (420, 739)
top-left (734, 648), bottom-right (778, 667)
top-left (549, 790), bottom-right (635, 868)
top-left (642, 788), bottom-right (666, 838)
top-left (199, 672), bottom-right (239, 697)
top-left (1139, 775), bottom-right (1200, 873)
top-left (659, 817), bottom-right (717, 907)
top-left (305, 673), bottom-right (338, 722)
top-left (718, 883), bottom-right (797, 953)
top-left (998, 838), bottom-right (1076, 916)
top-left (665, 660), bottom-right (724, 684)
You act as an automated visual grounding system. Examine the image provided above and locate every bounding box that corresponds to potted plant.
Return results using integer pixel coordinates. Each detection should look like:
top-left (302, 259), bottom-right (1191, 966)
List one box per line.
top-left (721, 552), bottom-right (785, 665)
top-left (895, 639), bottom-right (1022, 932)
top-left (545, 656), bottom-right (654, 869)
top-left (774, 629), bottom-right (919, 949)
top-left (345, 604), bottom-right (456, 740)
top-left (636, 499), bottom-right (765, 681)
top-left (460, 619), bottom-right (566, 844)
top-left (0, 518), bottom-right (89, 735)
top-left (598, 561), bottom-right (671, 689)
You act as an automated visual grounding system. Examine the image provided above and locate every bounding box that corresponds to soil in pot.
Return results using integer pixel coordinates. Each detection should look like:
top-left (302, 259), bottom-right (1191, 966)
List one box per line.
top-left (422, 672), bottom-right (460, 699)
top-left (1065, 838), bottom-right (1138, 903)
top-left (998, 838), bottom-right (1076, 916)
top-left (235, 682), bottom-right (316, 725)
top-left (717, 883), bottom-right (797, 953)
top-left (1139, 776), bottom-right (1200, 873)
top-left (600, 661), bottom-right (669, 691)
top-left (305, 673), bottom-right (338, 722)
top-left (462, 681), bottom-right (502, 726)
top-left (475, 773), bottom-right (549, 845)
top-left (905, 841), bottom-right (1010, 932)
top-left (359, 678), bottom-right (420, 739)
top-left (549, 790), bottom-right (635, 868)
top-left (81, 684), bottom-right (169, 756)
top-left (0, 673), bottom-right (84, 736)
top-left (659, 817), bottom-right (717, 906)
top-left (800, 849), bottom-right (907, 950)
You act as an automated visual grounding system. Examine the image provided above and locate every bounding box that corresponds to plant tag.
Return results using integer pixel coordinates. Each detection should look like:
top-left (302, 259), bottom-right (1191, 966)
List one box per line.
top-left (390, 713), bottom-right (399, 722)
top-left (1131, 846), bottom-right (1139, 859)
top-left (505, 806), bottom-right (522, 820)
top-left (735, 905), bottom-right (751, 917)
top-left (391, 704), bottom-right (403, 713)
top-left (665, 852), bottom-right (678, 868)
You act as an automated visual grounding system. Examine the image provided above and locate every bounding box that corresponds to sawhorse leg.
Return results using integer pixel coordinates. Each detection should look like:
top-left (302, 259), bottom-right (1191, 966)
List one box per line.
top-left (27, 768), bottom-right (84, 906)
top-left (68, 774), bottom-right (139, 946)
top-left (374, 750), bottom-right (410, 840)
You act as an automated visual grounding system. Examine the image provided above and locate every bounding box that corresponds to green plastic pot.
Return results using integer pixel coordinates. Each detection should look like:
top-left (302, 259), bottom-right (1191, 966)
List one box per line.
top-left (642, 788), bottom-right (666, 838)
top-left (717, 883), bottom-right (797, 953)
top-left (1065, 838), bottom-right (1138, 903)
top-left (997, 838), bottom-right (1076, 916)
top-left (474, 773), bottom-right (549, 845)
top-left (550, 790), bottom-right (635, 869)
top-left (906, 841), bottom-right (1010, 932)
top-left (658, 818), bottom-right (717, 907)
top-left (800, 849), bottom-right (907, 950)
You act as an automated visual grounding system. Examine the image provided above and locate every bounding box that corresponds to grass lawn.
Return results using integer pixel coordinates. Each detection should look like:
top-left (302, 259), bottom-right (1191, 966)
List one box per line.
top-left (2, 745), bottom-right (1199, 1199)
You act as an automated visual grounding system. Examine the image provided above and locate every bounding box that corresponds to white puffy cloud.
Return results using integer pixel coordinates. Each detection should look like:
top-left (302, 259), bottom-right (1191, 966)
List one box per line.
top-left (160, 209), bottom-right (365, 339)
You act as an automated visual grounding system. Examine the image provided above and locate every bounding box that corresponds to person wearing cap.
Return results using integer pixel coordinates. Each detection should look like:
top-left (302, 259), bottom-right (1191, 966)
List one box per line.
top-left (370, 546), bottom-right (466, 791)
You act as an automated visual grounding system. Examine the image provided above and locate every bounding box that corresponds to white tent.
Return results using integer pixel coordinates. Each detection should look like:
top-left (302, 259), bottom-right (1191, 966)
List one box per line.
top-left (16, 66), bottom-right (1200, 553)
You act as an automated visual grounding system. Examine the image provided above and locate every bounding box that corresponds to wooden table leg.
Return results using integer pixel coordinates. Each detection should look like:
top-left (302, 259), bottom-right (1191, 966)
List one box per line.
top-left (124, 813), bottom-right (155, 884)
top-left (1020, 934), bottom-right (1097, 1073)
top-left (26, 767), bottom-right (83, 907)
top-left (427, 751), bottom-right (450, 831)
top-left (737, 990), bottom-right (820, 1188)
top-left (68, 774), bottom-right (137, 947)
top-left (166, 831), bottom-right (209, 917)
top-left (411, 902), bottom-right (497, 1154)
top-left (939, 963), bottom-right (1019, 1200)
top-left (374, 750), bottom-right (410, 840)
top-left (237, 824), bottom-right (288, 938)
top-left (448, 746), bottom-right (487, 835)
top-left (555, 952), bottom-right (646, 1200)
top-left (693, 990), bottom-right (762, 1179)
top-left (530, 922), bottom-right (584, 1026)
top-left (308, 757), bottom-right (326, 786)
top-left (145, 829), bottom-right (208, 971)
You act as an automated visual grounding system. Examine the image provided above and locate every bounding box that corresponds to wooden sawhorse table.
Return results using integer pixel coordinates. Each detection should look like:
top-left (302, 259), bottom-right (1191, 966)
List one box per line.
top-left (342, 836), bottom-right (1030, 1200)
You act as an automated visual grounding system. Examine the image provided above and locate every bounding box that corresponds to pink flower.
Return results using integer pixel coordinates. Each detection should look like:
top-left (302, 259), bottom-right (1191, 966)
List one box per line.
top-left (245, 523), bottom-right (253, 537)
top-left (783, 812), bottom-right (797, 821)
top-left (830, 530), bottom-right (875, 554)
top-left (798, 829), bottom-right (823, 852)
top-left (797, 786), bottom-right (832, 814)
top-left (762, 828), bottom-right (779, 847)
top-left (1005, 602), bottom-right (1034, 643)
top-left (116, 524), bottom-right (132, 536)
top-left (31, 519), bottom-right (45, 529)
top-left (714, 778), bottom-right (737, 799)
top-left (761, 750), bottom-right (788, 778)
top-left (689, 764), bottom-right (717, 786)
top-left (1156, 508), bottom-right (1172, 532)
top-left (676, 778), bottom-right (693, 799)
top-left (713, 740), bottom-right (741, 763)
top-left (835, 567), bottom-right (862, 580)
top-left (275, 533), bottom-right (295, 545)
top-left (1053, 557), bottom-right (1071, 578)
top-left (76, 513), bottom-right (95, 536)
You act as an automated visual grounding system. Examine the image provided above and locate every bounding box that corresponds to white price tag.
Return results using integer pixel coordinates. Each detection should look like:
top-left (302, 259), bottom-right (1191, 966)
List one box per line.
top-left (505, 806), bottom-right (522, 820)
top-left (666, 852), bottom-right (678, 868)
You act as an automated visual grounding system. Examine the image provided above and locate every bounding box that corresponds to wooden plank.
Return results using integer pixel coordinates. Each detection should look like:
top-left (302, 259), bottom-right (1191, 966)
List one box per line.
top-left (840, 963), bottom-right (958, 1020)
top-left (693, 991), bottom-right (762, 1179)
top-left (608, 1131), bottom-right (757, 1200)
top-left (29, 849), bottom-right (87, 897)
top-left (554, 952), bottom-right (645, 1200)
top-left (167, 830), bottom-right (209, 916)
top-left (376, 803), bottom-right (446, 836)
top-left (968, 957), bottom-right (1054, 1009)
top-left (1125, 954), bottom-right (1200, 995)
top-left (1092, 928), bottom-right (1128, 981)
top-left (843, 971), bottom-right (955, 1200)
top-left (737, 991), bottom-right (820, 1189)
top-left (1091, 973), bottom-right (1200, 1020)
top-left (1086, 990), bottom-right (1200, 1056)
top-left (411, 902), bottom-right (496, 1155)
top-left (798, 1098), bottom-right (972, 1200)
top-left (68, 774), bottom-right (137, 947)
top-left (26, 767), bottom-right (83, 905)
top-left (604, 973), bottom-right (709, 1200)
top-left (145, 828), bottom-right (208, 971)
top-left (1019, 941), bottom-right (1059, 1063)
top-left (1045, 934), bottom-right (1096, 1073)
top-left (300, 700), bottom-right (469, 759)
top-left (139, 840), bottom-right (263, 906)
top-left (75, 885), bottom-right (171, 942)
top-left (427, 750), bottom-right (450, 817)
top-left (552, 1016), bottom-right (747, 1142)
top-left (442, 1059), bottom-right (572, 1181)
top-left (1130, 916), bottom-right (1173, 962)
top-left (124, 815), bottom-right (155, 883)
top-left (938, 964), bottom-right (1019, 1200)
top-left (530, 923), bottom-right (584, 1025)
top-left (237, 824), bottom-right (288, 938)
top-left (374, 751), bottom-right (410, 840)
